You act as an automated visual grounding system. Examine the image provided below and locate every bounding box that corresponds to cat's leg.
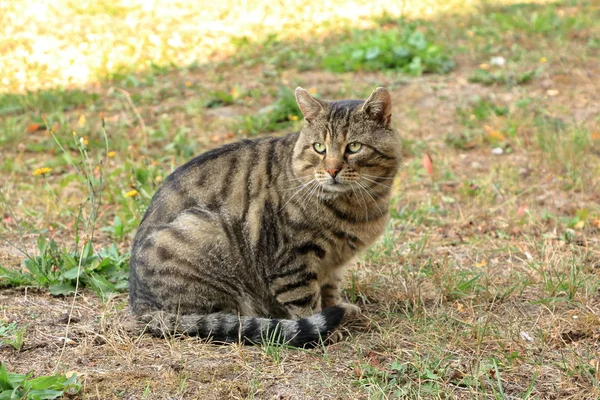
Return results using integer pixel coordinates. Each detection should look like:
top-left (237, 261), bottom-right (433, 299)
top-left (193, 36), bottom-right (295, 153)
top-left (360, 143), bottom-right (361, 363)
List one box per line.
top-left (321, 270), bottom-right (361, 317)
top-left (270, 265), bottom-right (322, 319)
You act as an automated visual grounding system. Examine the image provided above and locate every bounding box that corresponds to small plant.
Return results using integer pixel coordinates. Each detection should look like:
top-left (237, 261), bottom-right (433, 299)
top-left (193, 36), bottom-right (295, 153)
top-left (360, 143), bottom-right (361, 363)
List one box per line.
top-left (234, 86), bottom-right (301, 135)
top-left (0, 236), bottom-right (129, 300)
top-left (0, 321), bottom-right (25, 351)
top-left (322, 22), bottom-right (454, 75)
top-left (100, 215), bottom-right (134, 241)
top-left (204, 89), bottom-right (237, 108)
top-left (0, 364), bottom-right (81, 399)
top-left (260, 323), bottom-right (287, 365)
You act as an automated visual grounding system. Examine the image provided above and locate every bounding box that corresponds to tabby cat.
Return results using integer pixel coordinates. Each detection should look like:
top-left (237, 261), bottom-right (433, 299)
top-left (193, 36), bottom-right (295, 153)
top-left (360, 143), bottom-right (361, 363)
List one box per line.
top-left (129, 87), bottom-right (401, 346)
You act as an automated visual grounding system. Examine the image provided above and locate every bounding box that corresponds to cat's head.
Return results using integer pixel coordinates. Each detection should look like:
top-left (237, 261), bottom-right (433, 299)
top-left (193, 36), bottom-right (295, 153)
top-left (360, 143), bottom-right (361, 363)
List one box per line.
top-left (292, 87), bottom-right (401, 197)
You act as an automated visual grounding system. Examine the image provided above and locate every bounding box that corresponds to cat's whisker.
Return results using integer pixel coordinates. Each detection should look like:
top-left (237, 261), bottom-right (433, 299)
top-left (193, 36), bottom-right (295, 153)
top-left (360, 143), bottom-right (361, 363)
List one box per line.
top-left (303, 181), bottom-right (321, 210)
top-left (279, 183), bottom-right (313, 192)
top-left (282, 174), bottom-right (312, 183)
top-left (360, 174), bottom-right (397, 180)
top-left (356, 181), bottom-right (385, 217)
top-left (294, 180), bottom-right (319, 210)
top-left (280, 179), bottom-right (316, 210)
top-left (360, 176), bottom-right (393, 190)
top-left (350, 182), bottom-right (369, 220)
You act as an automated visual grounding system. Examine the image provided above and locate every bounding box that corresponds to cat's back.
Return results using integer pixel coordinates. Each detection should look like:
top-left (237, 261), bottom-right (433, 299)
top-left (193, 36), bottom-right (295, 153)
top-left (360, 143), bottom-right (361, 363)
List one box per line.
top-left (137, 133), bottom-right (297, 230)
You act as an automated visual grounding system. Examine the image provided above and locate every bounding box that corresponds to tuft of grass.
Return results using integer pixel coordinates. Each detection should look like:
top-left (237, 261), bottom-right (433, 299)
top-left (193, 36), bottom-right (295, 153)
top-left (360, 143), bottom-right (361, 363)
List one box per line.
top-left (234, 86), bottom-right (301, 135)
top-left (469, 67), bottom-right (540, 86)
top-left (0, 321), bottom-right (25, 351)
top-left (322, 22), bottom-right (454, 75)
top-left (0, 364), bottom-right (81, 400)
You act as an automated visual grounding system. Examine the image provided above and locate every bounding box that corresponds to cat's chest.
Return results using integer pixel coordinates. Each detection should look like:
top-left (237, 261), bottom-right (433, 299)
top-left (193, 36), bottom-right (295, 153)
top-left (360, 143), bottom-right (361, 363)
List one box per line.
top-left (321, 220), bottom-right (387, 269)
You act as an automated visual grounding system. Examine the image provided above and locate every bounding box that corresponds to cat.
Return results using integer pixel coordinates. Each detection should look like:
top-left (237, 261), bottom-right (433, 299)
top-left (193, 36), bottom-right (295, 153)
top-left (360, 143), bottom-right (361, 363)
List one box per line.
top-left (129, 86), bottom-right (401, 347)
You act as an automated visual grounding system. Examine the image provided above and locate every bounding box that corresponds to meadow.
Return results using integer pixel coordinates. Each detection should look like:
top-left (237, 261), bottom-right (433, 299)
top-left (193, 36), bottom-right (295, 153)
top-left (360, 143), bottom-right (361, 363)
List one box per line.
top-left (0, 0), bottom-right (599, 398)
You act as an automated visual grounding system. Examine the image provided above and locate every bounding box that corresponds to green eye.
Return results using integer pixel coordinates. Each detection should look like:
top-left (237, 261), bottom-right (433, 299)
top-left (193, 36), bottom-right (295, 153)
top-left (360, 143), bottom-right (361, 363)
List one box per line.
top-left (347, 142), bottom-right (362, 153)
top-left (313, 142), bottom-right (326, 154)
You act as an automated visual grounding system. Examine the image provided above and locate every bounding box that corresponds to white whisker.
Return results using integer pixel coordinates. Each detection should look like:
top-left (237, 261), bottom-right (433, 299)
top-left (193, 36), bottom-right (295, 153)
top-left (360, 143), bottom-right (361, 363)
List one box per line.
top-left (279, 179), bottom-right (316, 210)
top-left (356, 180), bottom-right (386, 217)
top-left (360, 176), bottom-right (393, 190)
top-left (360, 174), bottom-right (397, 180)
top-left (350, 182), bottom-right (368, 220)
top-left (295, 180), bottom-right (319, 210)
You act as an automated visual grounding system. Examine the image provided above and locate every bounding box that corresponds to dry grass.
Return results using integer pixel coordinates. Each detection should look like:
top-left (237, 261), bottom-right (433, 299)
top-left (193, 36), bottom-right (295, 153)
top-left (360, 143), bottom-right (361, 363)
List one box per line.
top-left (1, 0), bottom-right (600, 399)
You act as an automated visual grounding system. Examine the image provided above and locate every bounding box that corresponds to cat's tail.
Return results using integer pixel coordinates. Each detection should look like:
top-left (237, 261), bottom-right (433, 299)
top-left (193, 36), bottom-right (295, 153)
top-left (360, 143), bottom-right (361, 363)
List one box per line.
top-left (139, 306), bottom-right (346, 347)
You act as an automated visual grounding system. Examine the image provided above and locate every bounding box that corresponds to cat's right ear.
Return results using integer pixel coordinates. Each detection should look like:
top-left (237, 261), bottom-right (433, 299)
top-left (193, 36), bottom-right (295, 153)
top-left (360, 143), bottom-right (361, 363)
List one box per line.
top-left (295, 87), bottom-right (326, 123)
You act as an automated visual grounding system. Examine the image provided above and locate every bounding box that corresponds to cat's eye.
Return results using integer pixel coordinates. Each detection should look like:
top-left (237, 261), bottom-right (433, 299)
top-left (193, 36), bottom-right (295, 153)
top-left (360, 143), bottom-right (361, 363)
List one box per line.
top-left (346, 142), bottom-right (362, 154)
top-left (313, 142), bottom-right (326, 154)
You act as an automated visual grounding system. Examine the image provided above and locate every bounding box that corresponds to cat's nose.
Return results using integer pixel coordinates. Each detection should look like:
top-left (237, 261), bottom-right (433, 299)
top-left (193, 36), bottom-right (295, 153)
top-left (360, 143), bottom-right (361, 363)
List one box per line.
top-left (326, 168), bottom-right (340, 178)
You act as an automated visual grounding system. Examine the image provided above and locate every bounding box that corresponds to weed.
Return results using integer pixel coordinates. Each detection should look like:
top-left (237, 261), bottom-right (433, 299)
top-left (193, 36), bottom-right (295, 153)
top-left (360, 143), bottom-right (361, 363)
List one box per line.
top-left (100, 215), bottom-right (135, 242)
top-left (0, 236), bottom-right (129, 299)
top-left (0, 321), bottom-right (25, 351)
top-left (323, 22), bottom-right (454, 75)
top-left (0, 364), bottom-right (81, 399)
top-left (234, 86), bottom-right (301, 135)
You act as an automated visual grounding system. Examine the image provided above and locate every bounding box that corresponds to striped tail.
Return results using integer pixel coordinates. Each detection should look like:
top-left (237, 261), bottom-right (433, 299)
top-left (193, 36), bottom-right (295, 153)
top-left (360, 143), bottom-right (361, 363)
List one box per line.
top-left (140, 306), bottom-right (346, 347)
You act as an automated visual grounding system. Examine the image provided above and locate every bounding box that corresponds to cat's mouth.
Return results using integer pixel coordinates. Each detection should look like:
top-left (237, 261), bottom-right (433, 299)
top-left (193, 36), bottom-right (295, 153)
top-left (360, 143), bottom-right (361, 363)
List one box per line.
top-left (319, 179), bottom-right (352, 193)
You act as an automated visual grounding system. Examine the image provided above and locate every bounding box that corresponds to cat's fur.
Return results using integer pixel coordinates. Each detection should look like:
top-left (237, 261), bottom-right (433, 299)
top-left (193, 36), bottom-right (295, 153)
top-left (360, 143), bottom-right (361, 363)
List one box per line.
top-left (129, 87), bottom-right (401, 346)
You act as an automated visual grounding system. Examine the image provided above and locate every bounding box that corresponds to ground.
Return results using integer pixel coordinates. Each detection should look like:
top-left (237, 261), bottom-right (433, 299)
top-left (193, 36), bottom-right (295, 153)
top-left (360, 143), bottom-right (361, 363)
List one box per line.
top-left (1, 0), bottom-right (599, 399)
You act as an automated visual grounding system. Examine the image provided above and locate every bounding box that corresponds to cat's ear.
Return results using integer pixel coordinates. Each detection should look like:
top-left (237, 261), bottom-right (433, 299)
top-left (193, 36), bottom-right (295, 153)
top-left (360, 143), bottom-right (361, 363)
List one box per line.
top-left (362, 87), bottom-right (392, 127)
top-left (295, 87), bottom-right (326, 123)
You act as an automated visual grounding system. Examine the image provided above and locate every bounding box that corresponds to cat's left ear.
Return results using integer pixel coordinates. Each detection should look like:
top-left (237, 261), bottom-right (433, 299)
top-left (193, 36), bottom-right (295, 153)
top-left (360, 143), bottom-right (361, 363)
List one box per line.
top-left (362, 87), bottom-right (392, 127)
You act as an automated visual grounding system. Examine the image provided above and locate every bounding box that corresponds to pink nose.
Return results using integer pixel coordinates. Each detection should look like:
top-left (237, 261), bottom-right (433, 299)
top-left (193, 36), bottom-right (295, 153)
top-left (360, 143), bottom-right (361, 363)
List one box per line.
top-left (326, 168), bottom-right (339, 178)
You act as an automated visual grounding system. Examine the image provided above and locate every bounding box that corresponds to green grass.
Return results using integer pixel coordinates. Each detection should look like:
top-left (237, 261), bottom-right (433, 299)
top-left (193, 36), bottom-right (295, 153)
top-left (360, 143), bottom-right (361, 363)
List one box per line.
top-left (0, 89), bottom-right (99, 116)
top-left (468, 67), bottom-right (541, 86)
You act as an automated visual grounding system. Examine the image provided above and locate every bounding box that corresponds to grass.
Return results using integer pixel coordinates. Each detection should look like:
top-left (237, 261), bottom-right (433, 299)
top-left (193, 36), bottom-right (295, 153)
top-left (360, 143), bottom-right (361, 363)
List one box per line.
top-left (1, 0), bottom-right (599, 398)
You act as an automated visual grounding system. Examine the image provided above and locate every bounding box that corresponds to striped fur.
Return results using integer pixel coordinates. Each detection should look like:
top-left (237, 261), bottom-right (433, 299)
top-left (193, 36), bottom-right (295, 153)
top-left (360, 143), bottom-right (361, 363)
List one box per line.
top-left (129, 87), bottom-right (401, 347)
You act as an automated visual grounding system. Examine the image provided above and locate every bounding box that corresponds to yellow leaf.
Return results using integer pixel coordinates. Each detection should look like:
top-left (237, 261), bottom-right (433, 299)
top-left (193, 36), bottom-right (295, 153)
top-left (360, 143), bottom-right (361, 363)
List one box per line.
top-left (574, 220), bottom-right (585, 229)
top-left (77, 114), bottom-right (86, 127)
top-left (475, 260), bottom-right (487, 268)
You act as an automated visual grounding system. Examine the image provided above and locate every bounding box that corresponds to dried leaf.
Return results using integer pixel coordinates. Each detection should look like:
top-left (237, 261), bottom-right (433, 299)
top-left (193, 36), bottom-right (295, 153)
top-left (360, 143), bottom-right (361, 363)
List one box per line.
top-left (26, 123), bottom-right (44, 133)
top-left (484, 125), bottom-right (505, 141)
top-left (422, 152), bottom-right (434, 177)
